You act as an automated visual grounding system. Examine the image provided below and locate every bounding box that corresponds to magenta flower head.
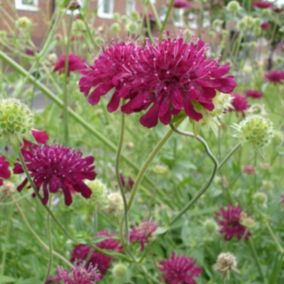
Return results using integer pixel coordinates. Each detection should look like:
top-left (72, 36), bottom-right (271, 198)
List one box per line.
top-left (174, 0), bottom-right (192, 9)
top-left (265, 70), bottom-right (284, 84)
top-left (260, 21), bottom-right (270, 31)
top-left (46, 264), bottom-right (101, 284)
top-left (160, 253), bottom-right (202, 284)
top-left (230, 93), bottom-right (250, 112)
top-left (71, 230), bottom-right (123, 280)
top-left (129, 220), bottom-right (157, 251)
top-left (54, 54), bottom-right (86, 75)
top-left (0, 155), bottom-right (10, 187)
top-left (14, 135), bottom-right (96, 206)
top-left (215, 205), bottom-right (250, 241)
top-left (252, 1), bottom-right (273, 9)
top-left (245, 89), bottom-right (263, 99)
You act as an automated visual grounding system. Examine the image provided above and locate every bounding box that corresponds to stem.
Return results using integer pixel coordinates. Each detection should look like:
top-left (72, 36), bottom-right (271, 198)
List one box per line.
top-left (218, 144), bottom-right (241, 170)
top-left (45, 212), bottom-right (53, 281)
top-left (12, 196), bottom-right (73, 269)
top-left (265, 221), bottom-right (284, 254)
top-left (115, 114), bottom-right (129, 242)
top-left (160, 0), bottom-right (174, 38)
top-left (127, 127), bottom-right (174, 211)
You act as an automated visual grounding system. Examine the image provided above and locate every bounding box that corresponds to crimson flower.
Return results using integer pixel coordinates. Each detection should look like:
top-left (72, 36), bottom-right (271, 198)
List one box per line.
top-left (14, 138), bottom-right (96, 206)
top-left (245, 89), bottom-right (263, 99)
top-left (0, 155), bottom-right (10, 187)
top-left (243, 165), bottom-right (256, 175)
top-left (230, 93), bottom-right (250, 112)
top-left (54, 54), bottom-right (86, 75)
top-left (265, 70), bottom-right (284, 84)
top-left (160, 253), bottom-right (202, 284)
top-left (215, 205), bottom-right (250, 241)
top-left (174, 0), bottom-right (192, 9)
top-left (129, 220), bottom-right (157, 251)
top-left (252, 1), bottom-right (273, 9)
top-left (260, 21), bottom-right (270, 31)
top-left (71, 230), bottom-right (123, 280)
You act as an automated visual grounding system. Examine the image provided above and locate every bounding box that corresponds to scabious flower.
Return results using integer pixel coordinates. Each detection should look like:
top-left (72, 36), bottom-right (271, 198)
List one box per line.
top-left (252, 1), bottom-right (273, 9)
top-left (215, 205), bottom-right (250, 241)
top-left (0, 156), bottom-right (10, 187)
top-left (243, 165), bottom-right (256, 175)
top-left (80, 38), bottom-right (236, 128)
top-left (119, 174), bottom-right (134, 191)
top-left (226, 1), bottom-right (242, 13)
top-left (260, 21), bottom-right (270, 31)
top-left (214, 252), bottom-right (238, 279)
top-left (245, 89), bottom-right (263, 99)
top-left (230, 93), bottom-right (250, 112)
top-left (14, 137), bottom-right (96, 206)
top-left (46, 264), bottom-right (100, 284)
top-left (174, 0), bottom-right (192, 9)
top-left (265, 70), bottom-right (284, 84)
top-left (160, 253), bottom-right (202, 284)
top-left (71, 230), bottom-right (123, 280)
top-left (129, 220), bottom-right (157, 251)
top-left (54, 54), bottom-right (86, 75)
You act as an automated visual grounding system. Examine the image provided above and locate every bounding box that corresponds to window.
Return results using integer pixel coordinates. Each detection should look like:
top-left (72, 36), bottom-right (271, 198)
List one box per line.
top-left (126, 0), bottom-right (136, 15)
top-left (15, 0), bottom-right (38, 11)
top-left (173, 9), bottom-right (184, 27)
top-left (98, 0), bottom-right (114, 19)
top-left (188, 12), bottom-right (198, 29)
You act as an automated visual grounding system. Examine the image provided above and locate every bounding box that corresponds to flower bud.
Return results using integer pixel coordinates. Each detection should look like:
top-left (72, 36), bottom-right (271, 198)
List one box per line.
top-left (16, 17), bottom-right (32, 30)
top-left (253, 192), bottom-right (268, 207)
top-left (153, 164), bottom-right (168, 175)
top-left (112, 263), bottom-right (130, 282)
top-left (126, 21), bottom-right (139, 34)
top-left (226, 1), bottom-right (241, 13)
top-left (104, 192), bottom-right (124, 216)
top-left (86, 179), bottom-right (107, 207)
top-left (94, 36), bottom-right (104, 47)
top-left (203, 219), bottom-right (218, 235)
top-left (214, 252), bottom-right (238, 278)
top-left (111, 23), bottom-right (121, 34)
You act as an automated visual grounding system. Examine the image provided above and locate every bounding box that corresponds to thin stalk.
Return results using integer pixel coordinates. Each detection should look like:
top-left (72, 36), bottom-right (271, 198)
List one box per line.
top-left (265, 221), bottom-right (284, 254)
top-left (115, 114), bottom-right (129, 242)
top-left (45, 213), bottom-right (53, 281)
top-left (160, 0), bottom-right (174, 38)
top-left (149, 1), bottom-right (162, 29)
top-left (218, 144), bottom-right (241, 170)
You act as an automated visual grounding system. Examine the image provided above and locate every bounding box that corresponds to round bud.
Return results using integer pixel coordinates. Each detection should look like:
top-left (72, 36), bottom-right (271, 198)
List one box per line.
top-left (153, 164), bottom-right (168, 175)
top-left (86, 179), bottom-right (107, 207)
top-left (203, 219), bottom-right (218, 235)
top-left (253, 192), bottom-right (268, 207)
top-left (104, 192), bottom-right (124, 216)
top-left (214, 252), bottom-right (238, 278)
top-left (226, 1), bottom-right (241, 13)
top-left (112, 263), bottom-right (130, 282)
top-left (111, 23), bottom-right (121, 34)
top-left (94, 36), bottom-right (104, 47)
top-left (16, 17), bottom-right (32, 30)
top-left (126, 21), bottom-right (139, 34)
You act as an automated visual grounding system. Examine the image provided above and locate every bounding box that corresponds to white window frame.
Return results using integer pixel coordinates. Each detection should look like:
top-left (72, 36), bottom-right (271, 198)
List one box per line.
top-left (98, 0), bottom-right (114, 19)
top-left (126, 0), bottom-right (136, 15)
top-left (15, 0), bottom-right (39, 11)
top-left (173, 9), bottom-right (184, 28)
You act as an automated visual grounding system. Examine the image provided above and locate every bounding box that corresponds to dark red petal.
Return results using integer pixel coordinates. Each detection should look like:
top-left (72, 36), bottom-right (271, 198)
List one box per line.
top-left (139, 101), bottom-right (160, 128)
top-left (32, 129), bottom-right (49, 144)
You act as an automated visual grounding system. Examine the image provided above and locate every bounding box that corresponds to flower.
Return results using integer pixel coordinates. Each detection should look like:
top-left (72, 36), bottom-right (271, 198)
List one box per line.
top-left (159, 253), bottom-right (202, 284)
top-left (54, 54), bottom-right (86, 75)
top-left (119, 174), bottom-right (134, 191)
top-left (14, 139), bottom-right (96, 206)
top-left (265, 70), bottom-right (284, 84)
top-left (252, 1), bottom-right (273, 9)
top-left (15, 16), bottom-right (32, 30)
top-left (71, 230), bottom-right (123, 280)
top-left (129, 220), bottom-right (157, 251)
top-left (230, 93), bottom-right (250, 112)
top-left (112, 263), bottom-right (131, 282)
top-left (243, 165), bottom-right (256, 175)
top-left (215, 205), bottom-right (250, 241)
top-left (214, 252), bottom-right (238, 279)
top-left (103, 192), bottom-right (124, 216)
top-left (46, 264), bottom-right (100, 284)
top-left (253, 192), bottom-right (268, 207)
top-left (0, 156), bottom-right (10, 187)
top-left (260, 21), bottom-right (270, 31)
top-left (174, 0), bottom-right (192, 9)
top-left (226, 1), bottom-right (242, 13)
top-left (80, 39), bottom-right (236, 128)
top-left (245, 89), bottom-right (263, 99)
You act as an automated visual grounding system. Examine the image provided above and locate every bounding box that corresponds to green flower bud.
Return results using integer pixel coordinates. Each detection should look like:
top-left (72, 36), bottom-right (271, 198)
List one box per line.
top-left (104, 192), bottom-right (124, 216)
top-left (235, 115), bottom-right (274, 148)
top-left (72, 19), bottom-right (86, 33)
top-left (86, 179), bottom-right (107, 207)
top-left (261, 180), bottom-right (274, 191)
top-left (15, 17), bottom-right (32, 30)
top-left (111, 23), bottom-right (121, 34)
top-left (253, 192), bottom-right (268, 207)
top-left (203, 219), bottom-right (218, 235)
top-left (0, 99), bottom-right (34, 139)
top-left (213, 19), bottom-right (223, 30)
top-left (126, 21), bottom-right (139, 34)
top-left (94, 36), bottom-right (104, 47)
top-left (226, 1), bottom-right (241, 14)
top-left (112, 263), bottom-right (130, 282)
top-left (130, 11), bottom-right (140, 21)
top-left (152, 164), bottom-right (168, 175)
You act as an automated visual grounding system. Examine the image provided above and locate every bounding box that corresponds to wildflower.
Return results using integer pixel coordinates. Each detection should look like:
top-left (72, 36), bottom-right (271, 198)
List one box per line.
top-left (265, 70), bottom-right (284, 84)
top-left (54, 54), bottom-right (86, 75)
top-left (235, 115), bottom-right (274, 148)
top-left (0, 99), bottom-right (34, 140)
top-left (112, 263), bottom-right (130, 282)
top-left (174, 0), bottom-right (192, 9)
top-left (253, 192), bottom-right (268, 207)
top-left (214, 252), bottom-right (238, 279)
top-left (260, 21), bottom-right (270, 31)
top-left (243, 165), bottom-right (256, 175)
top-left (0, 156), bottom-right (10, 187)
top-left (129, 220), bottom-right (157, 251)
top-left (15, 17), bottom-right (32, 30)
top-left (14, 138), bottom-right (96, 206)
top-left (252, 1), bottom-right (273, 9)
top-left (71, 230), bottom-right (123, 280)
top-left (25, 48), bottom-right (35, 56)
top-left (110, 23), bottom-right (121, 34)
top-left (46, 264), bottom-right (100, 284)
top-left (215, 205), bottom-right (250, 240)
top-left (86, 179), bottom-right (107, 207)
top-left (203, 219), bottom-right (218, 235)
top-left (245, 89), bottom-right (263, 99)
top-left (226, 1), bottom-right (242, 13)
top-left (160, 253), bottom-right (202, 284)
top-left (104, 192), bottom-right (124, 216)
top-left (119, 174), bottom-right (134, 191)
top-left (230, 93), bottom-right (250, 112)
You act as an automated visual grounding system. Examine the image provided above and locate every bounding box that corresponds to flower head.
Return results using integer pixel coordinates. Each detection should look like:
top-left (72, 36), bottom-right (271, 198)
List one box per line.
top-left (226, 1), bottom-right (242, 13)
top-left (129, 220), bottom-right (157, 251)
top-left (71, 231), bottom-right (122, 280)
top-left (14, 139), bottom-right (96, 206)
top-left (243, 164), bottom-right (256, 175)
top-left (215, 205), bottom-right (250, 241)
top-left (15, 16), bottom-right (32, 30)
top-left (160, 253), bottom-right (202, 284)
top-left (54, 54), bottom-right (86, 75)
top-left (214, 252), bottom-right (238, 279)
top-left (230, 93), bottom-right (250, 112)
top-left (0, 156), bottom-right (10, 187)
top-left (260, 21), bottom-right (270, 31)
top-left (245, 89), bottom-right (263, 99)
top-left (174, 0), bottom-right (192, 9)
top-left (252, 1), bottom-right (273, 9)
top-left (265, 70), bottom-right (284, 84)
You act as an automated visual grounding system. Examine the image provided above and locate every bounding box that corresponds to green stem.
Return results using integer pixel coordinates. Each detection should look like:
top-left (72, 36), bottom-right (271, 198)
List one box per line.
top-left (160, 0), bottom-right (174, 38)
top-left (45, 212), bottom-right (53, 281)
top-left (218, 144), bottom-right (241, 170)
top-left (127, 127), bottom-right (174, 211)
top-left (265, 221), bottom-right (284, 254)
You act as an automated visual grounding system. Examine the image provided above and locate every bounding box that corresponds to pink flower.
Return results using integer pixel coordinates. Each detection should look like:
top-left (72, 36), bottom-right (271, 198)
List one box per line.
top-left (31, 129), bottom-right (49, 144)
top-left (245, 89), bottom-right (263, 99)
top-left (0, 156), bottom-right (10, 187)
top-left (54, 54), bottom-right (86, 75)
top-left (71, 230), bottom-right (123, 280)
top-left (252, 1), bottom-right (273, 9)
top-left (265, 70), bottom-right (284, 84)
top-left (160, 253), bottom-right (202, 284)
top-left (174, 0), bottom-right (192, 9)
top-left (129, 220), bottom-right (157, 251)
top-left (215, 205), bottom-right (250, 241)
top-left (119, 174), bottom-right (134, 191)
top-left (243, 165), bottom-right (256, 175)
top-left (14, 137), bottom-right (96, 206)
top-left (230, 93), bottom-right (250, 112)
top-left (260, 21), bottom-right (270, 31)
